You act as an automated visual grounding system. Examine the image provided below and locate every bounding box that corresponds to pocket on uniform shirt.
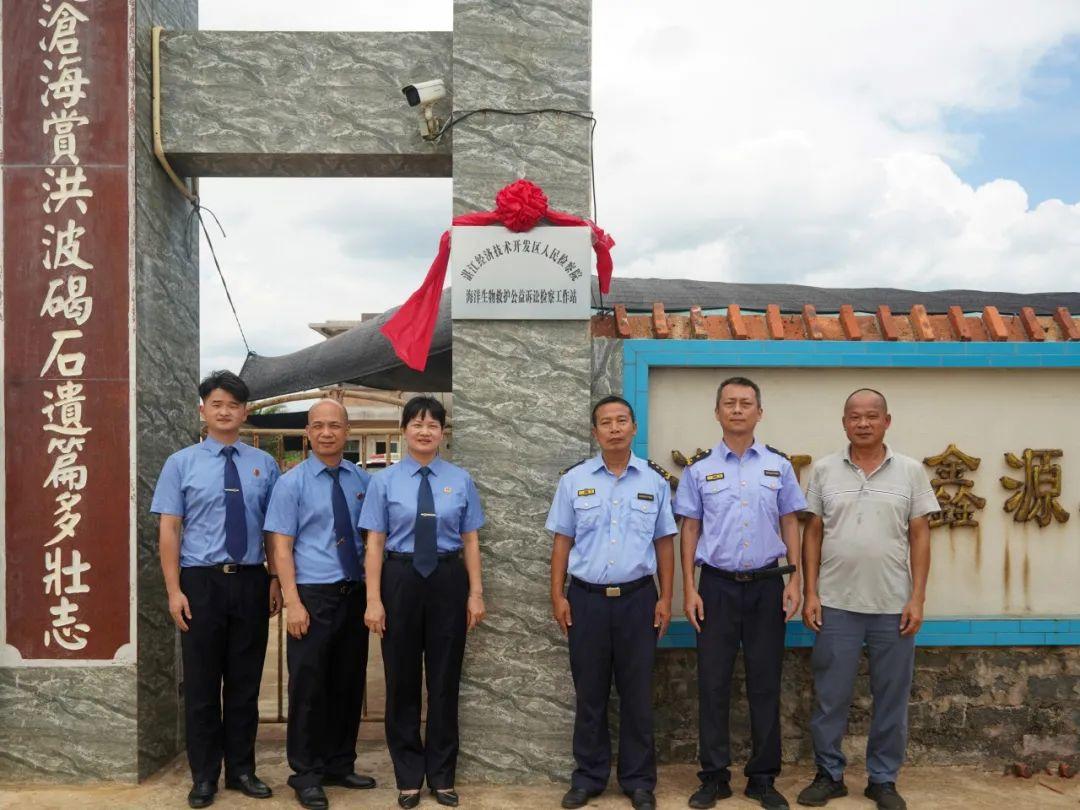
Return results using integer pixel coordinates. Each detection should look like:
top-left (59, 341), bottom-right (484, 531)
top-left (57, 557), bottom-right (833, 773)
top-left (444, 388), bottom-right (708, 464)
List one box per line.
top-left (629, 498), bottom-right (659, 535)
top-left (759, 478), bottom-right (781, 519)
top-left (702, 479), bottom-right (732, 515)
top-left (573, 496), bottom-right (602, 529)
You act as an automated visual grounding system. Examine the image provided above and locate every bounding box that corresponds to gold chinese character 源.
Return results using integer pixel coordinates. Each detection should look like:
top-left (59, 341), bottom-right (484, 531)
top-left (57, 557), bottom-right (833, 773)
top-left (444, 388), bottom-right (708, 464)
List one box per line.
top-left (923, 444), bottom-right (986, 528)
top-left (1000, 448), bottom-right (1070, 527)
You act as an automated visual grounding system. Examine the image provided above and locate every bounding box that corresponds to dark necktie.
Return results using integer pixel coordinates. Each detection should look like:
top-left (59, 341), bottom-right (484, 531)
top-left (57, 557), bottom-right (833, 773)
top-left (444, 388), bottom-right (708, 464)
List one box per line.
top-left (328, 467), bottom-right (363, 581)
top-left (222, 446), bottom-right (248, 562)
top-left (413, 466), bottom-right (437, 577)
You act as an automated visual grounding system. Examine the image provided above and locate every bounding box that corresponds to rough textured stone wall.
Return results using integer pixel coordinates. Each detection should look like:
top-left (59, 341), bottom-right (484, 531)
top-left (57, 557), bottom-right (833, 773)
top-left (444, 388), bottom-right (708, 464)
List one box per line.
top-left (135, 0), bottom-right (199, 779)
top-left (654, 647), bottom-right (1080, 770)
top-left (453, 0), bottom-right (594, 784)
top-left (159, 31), bottom-right (452, 177)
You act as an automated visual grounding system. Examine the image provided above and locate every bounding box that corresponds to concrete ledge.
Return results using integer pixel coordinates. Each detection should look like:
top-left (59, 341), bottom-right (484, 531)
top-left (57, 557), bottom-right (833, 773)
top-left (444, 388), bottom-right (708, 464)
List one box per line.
top-left (159, 31), bottom-right (452, 177)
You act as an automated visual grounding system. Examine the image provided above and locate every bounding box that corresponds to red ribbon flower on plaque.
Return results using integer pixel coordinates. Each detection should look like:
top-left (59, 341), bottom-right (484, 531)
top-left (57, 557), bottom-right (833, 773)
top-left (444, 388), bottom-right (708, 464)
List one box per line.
top-left (380, 179), bottom-right (616, 371)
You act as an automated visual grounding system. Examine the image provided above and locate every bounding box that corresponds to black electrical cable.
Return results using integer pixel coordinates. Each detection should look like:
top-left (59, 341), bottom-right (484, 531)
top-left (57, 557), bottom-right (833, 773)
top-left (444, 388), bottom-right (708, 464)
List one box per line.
top-left (186, 202), bottom-right (252, 356)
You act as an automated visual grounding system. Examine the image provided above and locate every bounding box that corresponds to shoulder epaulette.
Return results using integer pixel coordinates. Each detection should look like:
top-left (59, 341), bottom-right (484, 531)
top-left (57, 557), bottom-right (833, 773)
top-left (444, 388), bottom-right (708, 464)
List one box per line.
top-left (560, 459), bottom-right (587, 476)
top-left (648, 459), bottom-right (679, 491)
top-left (688, 448), bottom-right (712, 465)
top-left (765, 444), bottom-right (790, 460)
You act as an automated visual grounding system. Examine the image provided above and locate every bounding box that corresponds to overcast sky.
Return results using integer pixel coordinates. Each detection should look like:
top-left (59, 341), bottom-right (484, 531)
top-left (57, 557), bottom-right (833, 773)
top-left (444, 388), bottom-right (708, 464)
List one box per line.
top-left (197, 1), bottom-right (1080, 375)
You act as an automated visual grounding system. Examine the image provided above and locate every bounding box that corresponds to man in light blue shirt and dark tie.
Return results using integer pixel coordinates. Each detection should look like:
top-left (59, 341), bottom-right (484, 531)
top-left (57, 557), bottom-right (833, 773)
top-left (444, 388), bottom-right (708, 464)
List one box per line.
top-left (151, 370), bottom-right (281, 809)
top-left (265, 399), bottom-right (375, 810)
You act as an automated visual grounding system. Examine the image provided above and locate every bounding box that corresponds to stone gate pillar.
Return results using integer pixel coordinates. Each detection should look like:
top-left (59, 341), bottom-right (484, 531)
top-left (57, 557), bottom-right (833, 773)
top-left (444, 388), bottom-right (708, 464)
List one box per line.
top-left (0, 0), bottom-right (197, 781)
top-left (453, 0), bottom-right (594, 782)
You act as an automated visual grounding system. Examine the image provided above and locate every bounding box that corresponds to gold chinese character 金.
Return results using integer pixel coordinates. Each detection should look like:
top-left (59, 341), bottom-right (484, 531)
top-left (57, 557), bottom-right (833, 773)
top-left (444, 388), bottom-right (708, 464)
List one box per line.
top-left (922, 444), bottom-right (986, 528)
top-left (1000, 448), bottom-right (1070, 527)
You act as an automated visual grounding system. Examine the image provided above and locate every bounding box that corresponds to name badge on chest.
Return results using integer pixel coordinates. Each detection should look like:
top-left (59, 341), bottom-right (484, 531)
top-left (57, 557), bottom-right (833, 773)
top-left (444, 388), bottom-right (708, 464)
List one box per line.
top-left (577, 488), bottom-right (596, 497)
top-left (705, 473), bottom-right (724, 482)
top-left (636, 492), bottom-right (654, 501)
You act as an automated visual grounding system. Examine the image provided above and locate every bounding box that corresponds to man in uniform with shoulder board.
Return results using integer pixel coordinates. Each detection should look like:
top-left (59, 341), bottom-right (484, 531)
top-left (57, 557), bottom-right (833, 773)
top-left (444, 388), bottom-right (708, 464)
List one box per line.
top-left (547, 396), bottom-right (678, 810)
top-left (676, 377), bottom-right (805, 810)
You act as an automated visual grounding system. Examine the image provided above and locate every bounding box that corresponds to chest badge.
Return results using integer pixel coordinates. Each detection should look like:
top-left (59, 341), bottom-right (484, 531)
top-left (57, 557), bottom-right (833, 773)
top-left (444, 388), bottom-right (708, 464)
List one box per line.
top-left (636, 492), bottom-right (655, 501)
top-left (705, 473), bottom-right (724, 482)
top-left (577, 488), bottom-right (596, 497)
top-left (253, 468), bottom-right (260, 477)
top-left (443, 486), bottom-right (453, 494)
top-left (764, 469), bottom-right (781, 477)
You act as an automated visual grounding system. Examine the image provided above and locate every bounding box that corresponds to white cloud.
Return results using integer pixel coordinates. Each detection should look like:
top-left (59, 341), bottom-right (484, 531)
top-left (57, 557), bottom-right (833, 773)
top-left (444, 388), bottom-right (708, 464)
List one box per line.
top-left (592, 1), bottom-right (1080, 292)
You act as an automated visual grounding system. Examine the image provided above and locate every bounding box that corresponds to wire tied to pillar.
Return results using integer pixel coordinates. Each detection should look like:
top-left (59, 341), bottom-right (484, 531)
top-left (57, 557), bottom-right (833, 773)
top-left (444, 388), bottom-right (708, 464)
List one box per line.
top-left (151, 25), bottom-right (252, 356)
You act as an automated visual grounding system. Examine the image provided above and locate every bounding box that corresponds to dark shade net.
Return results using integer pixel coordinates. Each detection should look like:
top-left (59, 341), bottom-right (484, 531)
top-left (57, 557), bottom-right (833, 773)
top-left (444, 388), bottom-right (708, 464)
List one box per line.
top-left (240, 289), bottom-right (451, 400)
top-left (242, 279), bottom-right (1079, 398)
top-left (592, 277), bottom-right (1080, 314)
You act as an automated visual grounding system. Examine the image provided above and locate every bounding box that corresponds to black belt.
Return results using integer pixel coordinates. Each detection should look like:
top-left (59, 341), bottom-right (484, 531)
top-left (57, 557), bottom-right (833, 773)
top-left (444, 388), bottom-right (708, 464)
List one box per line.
top-left (187, 563), bottom-right (266, 574)
top-left (386, 550), bottom-right (462, 561)
top-left (701, 561), bottom-right (795, 582)
top-left (570, 575), bottom-right (652, 598)
top-left (298, 580), bottom-right (361, 595)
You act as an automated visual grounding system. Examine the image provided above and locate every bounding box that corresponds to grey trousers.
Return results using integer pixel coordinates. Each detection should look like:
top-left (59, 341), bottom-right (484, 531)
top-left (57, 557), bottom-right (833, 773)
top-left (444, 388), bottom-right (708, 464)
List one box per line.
top-left (809, 606), bottom-right (915, 784)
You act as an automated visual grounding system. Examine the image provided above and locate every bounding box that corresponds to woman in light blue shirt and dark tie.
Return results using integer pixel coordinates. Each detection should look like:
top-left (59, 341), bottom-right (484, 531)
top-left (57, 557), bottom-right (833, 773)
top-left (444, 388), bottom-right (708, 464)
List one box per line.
top-left (360, 396), bottom-right (486, 809)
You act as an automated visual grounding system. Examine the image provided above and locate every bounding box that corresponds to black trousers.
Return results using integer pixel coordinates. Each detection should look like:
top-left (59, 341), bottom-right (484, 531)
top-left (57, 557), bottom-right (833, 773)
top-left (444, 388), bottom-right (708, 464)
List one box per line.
top-left (696, 568), bottom-right (785, 787)
top-left (381, 555), bottom-right (468, 790)
top-left (179, 566), bottom-right (270, 784)
top-left (567, 578), bottom-right (658, 793)
top-left (286, 581), bottom-right (369, 790)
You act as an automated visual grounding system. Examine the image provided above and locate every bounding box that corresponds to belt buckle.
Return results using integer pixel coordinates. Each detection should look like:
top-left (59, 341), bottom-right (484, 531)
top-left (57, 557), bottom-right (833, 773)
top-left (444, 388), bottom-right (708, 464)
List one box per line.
top-left (605, 586), bottom-right (621, 597)
top-left (221, 563), bottom-right (238, 574)
top-left (734, 571), bottom-right (753, 582)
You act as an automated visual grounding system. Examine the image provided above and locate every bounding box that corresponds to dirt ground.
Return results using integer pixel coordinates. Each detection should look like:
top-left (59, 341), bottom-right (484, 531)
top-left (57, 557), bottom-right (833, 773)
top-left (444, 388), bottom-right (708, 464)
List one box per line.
top-left (5, 619), bottom-right (1075, 808)
top-left (2, 739), bottom-right (1077, 810)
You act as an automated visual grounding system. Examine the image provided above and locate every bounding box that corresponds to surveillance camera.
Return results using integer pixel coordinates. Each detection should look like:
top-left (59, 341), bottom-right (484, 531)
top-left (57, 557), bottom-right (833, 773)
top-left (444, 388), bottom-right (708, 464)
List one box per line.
top-left (402, 79), bottom-right (446, 108)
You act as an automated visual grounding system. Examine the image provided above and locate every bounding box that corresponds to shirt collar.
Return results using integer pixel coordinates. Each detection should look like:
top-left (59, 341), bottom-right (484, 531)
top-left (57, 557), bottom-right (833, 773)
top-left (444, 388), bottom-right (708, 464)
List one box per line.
top-left (717, 439), bottom-right (762, 460)
top-left (588, 452), bottom-right (643, 476)
top-left (202, 435), bottom-right (242, 456)
top-left (843, 443), bottom-right (894, 469)
top-left (402, 453), bottom-right (440, 476)
top-left (307, 452), bottom-right (351, 477)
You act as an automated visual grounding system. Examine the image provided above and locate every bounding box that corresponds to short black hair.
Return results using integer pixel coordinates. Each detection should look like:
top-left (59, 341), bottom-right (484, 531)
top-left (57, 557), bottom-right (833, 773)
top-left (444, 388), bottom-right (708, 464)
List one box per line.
top-left (401, 395), bottom-right (447, 428)
top-left (591, 395), bottom-right (636, 426)
top-left (198, 370), bottom-right (249, 403)
top-left (716, 376), bottom-right (761, 408)
top-left (844, 388), bottom-right (888, 413)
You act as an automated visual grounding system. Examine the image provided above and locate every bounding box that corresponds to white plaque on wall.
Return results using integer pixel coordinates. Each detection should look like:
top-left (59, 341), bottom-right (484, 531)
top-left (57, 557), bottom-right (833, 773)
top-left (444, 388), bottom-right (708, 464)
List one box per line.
top-left (450, 225), bottom-right (591, 319)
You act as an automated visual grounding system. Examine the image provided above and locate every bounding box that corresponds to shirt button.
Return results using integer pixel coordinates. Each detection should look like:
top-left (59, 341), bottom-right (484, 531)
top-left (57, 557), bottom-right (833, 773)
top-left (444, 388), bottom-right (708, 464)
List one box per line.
top-left (741, 481), bottom-right (747, 487)
top-left (743, 521), bottom-right (749, 527)
top-left (611, 539), bottom-right (617, 544)
top-left (743, 542), bottom-right (749, 549)
top-left (612, 499), bottom-right (619, 505)
top-left (741, 500), bottom-right (747, 506)
top-left (609, 559), bottom-right (615, 565)
top-left (611, 519), bottom-right (618, 525)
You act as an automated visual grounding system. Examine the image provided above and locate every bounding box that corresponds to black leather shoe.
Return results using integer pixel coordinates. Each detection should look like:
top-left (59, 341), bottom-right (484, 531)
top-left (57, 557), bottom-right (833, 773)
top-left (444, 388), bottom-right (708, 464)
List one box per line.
top-left (323, 773), bottom-right (376, 789)
top-left (431, 788), bottom-right (460, 806)
top-left (745, 782), bottom-right (789, 810)
top-left (226, 773), bottom-right (273, 799)
top-left (796, 770), bottom-right (847, 807)
top-left (689, 781), bottom-right (733, 808)
top-left (627, 788), bottom-right (656, 809)
top-left (864, 782), bottom-right (906, 810)
top-left (187, 781), bottom-right (216, 808)
top-left (295, 785), bottom-right (329, 809)
top-left (398, 791), bottom-right (422, 809)
top-left (562, 786), bottom-right (603, 808)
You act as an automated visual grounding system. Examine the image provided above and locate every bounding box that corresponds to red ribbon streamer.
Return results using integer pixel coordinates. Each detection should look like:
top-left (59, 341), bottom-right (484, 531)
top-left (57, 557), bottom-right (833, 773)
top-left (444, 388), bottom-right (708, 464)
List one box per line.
top-left (381, 179), bottom-right (615, 371)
